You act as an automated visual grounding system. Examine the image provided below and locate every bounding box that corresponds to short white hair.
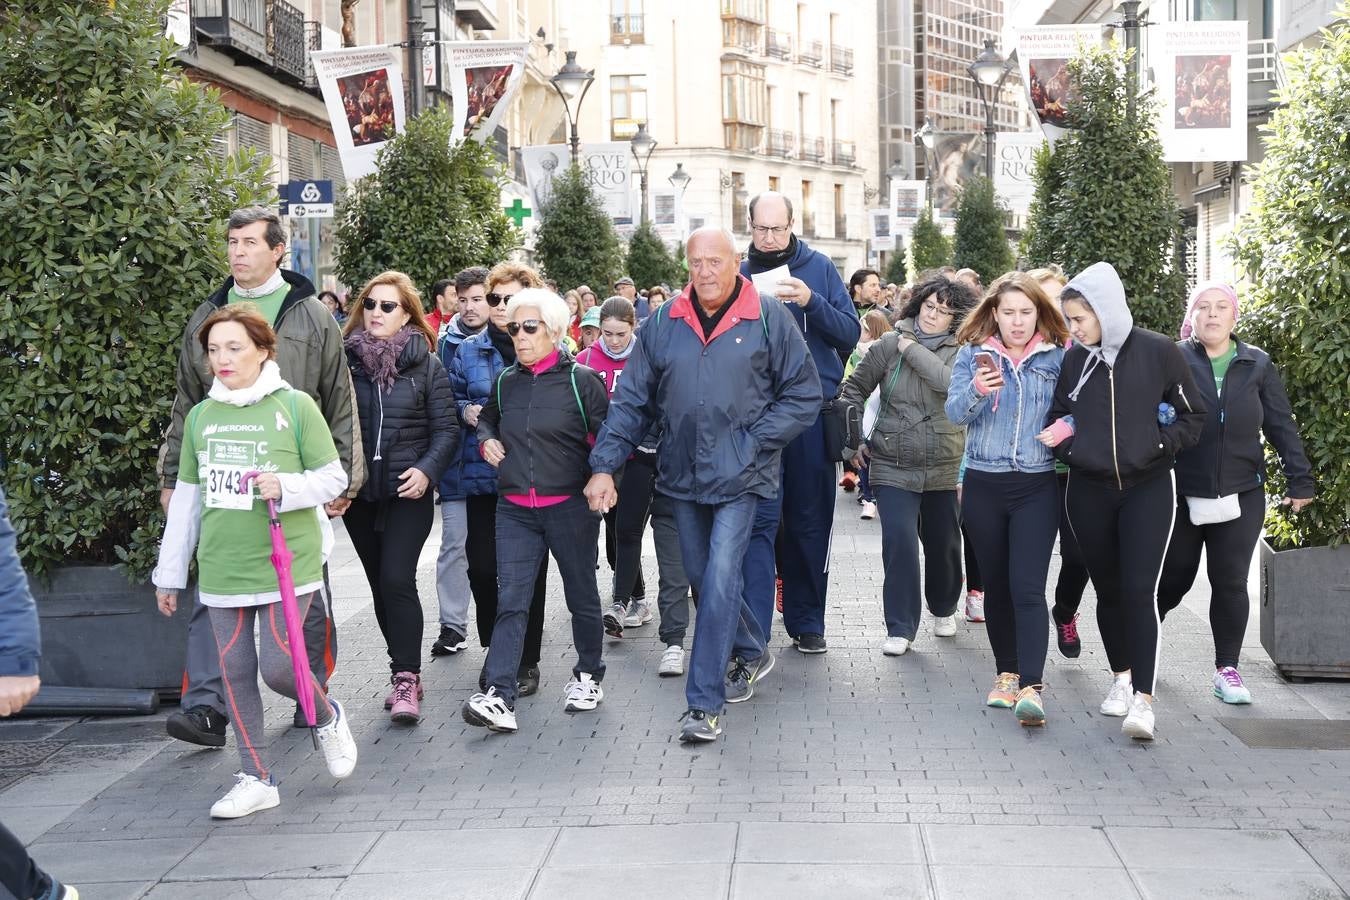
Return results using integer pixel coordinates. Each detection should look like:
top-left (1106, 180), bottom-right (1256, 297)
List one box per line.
top-left (505, 287), bottom-right (571, 340)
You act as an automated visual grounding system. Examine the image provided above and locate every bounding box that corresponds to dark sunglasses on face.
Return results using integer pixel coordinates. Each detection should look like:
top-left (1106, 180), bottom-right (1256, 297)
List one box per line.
top-left (505, 319), bottom-right (542, 337)
top-left (486, 292), bottom-right (514, 307)
top-left (363, 298), bottom-right (400, 313)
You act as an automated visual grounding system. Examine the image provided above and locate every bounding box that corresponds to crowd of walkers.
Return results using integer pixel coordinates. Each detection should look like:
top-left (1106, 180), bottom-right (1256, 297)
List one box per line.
top-left (126, 201), bottom-right (1317, 822)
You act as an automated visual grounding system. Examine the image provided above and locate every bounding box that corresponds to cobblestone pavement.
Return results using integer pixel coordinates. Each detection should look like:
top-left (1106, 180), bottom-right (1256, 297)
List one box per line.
top-left (3, 490), bottom-right (1349, 898)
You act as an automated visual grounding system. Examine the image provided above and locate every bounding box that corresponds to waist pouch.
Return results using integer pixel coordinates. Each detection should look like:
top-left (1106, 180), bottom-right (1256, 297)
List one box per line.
top-left (1186, 493), bottom-right (1241, 525)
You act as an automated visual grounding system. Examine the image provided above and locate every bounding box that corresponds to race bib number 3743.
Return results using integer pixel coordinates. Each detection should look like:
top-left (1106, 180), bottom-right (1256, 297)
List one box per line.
top-left (205, 439), bottom-right (257, 510)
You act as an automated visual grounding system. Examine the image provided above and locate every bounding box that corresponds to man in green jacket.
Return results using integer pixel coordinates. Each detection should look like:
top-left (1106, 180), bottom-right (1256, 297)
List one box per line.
top-left (157, 206), bottom-right (364, 747)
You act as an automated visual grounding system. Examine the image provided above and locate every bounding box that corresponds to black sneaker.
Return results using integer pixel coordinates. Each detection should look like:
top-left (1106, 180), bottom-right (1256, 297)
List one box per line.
top-left (794, 633), bottom-right (827, 654)
top-left (1053, 608), bottom-right (1082, 659)
top-left (517, 666), bottom-right (540, 697)
top-left (678, 708), bottom-right (722, 743)
top-left (166, 705), bottom-right (229, 747)
top-left (431, 625), bottom-right (468, 656)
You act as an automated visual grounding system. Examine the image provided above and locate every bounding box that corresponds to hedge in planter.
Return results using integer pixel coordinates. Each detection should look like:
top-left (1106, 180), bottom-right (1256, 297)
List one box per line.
top-left (1232, 12), bottom-right (1350, 551)
top-left (910, 206), bottom-right (952, 275)
top-left (534, 164), bottom-right (626, 292)
top-left (952, 176), bottom-right (1014, 287)
top-left (0, 0), bottom-right (271, 579)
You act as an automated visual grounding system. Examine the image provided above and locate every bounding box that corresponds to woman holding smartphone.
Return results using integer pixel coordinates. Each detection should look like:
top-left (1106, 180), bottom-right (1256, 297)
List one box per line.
top-left (944, 273), bottom-right (1068, 726)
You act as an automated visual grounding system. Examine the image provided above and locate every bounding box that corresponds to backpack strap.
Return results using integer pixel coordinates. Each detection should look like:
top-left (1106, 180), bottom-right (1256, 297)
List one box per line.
top-left (879, 336), bottom-right (905, 411)
top-left (569, 364), bottom-right (589, 434)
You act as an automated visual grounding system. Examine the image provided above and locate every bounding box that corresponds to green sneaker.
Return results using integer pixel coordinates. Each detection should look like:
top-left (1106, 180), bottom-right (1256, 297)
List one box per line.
top-left (678, 708), bottom-right (721, 742)
top-left (1014, 686), bottom-right (1046, 726)
top-left (725, 651), bottom-right (776, 704)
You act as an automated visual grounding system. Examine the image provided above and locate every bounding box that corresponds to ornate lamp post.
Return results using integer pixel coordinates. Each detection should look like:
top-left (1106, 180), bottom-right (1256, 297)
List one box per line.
top-left (968, 39), bottom-right (1015, 180)
top-left (629, 122), bottom-right (658, 226)
top-left (916, 117), bottom-right (936, 209)
top-left (550, 50), bottom-right (595, 166)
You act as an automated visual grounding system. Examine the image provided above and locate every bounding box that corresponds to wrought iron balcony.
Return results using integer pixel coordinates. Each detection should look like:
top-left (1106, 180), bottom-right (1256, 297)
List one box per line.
top-left (800, 135), bottom-right (825, 162)
top-left (830, 45), bottom-right (854, 76)
top-left (798, 40), bottom-right (823, 67)
top-left (766, 129), bottom-right (796, 159)
top-left (303, 20), bottom-right (320, 91)
top-left (831, 139), bottom-right (856, 166)
top-left (193, 0), bottom-right (268, 64)
top-left (269, 0), bottom-right (306, 86)
top-left (611, 13), bottom-right (645, 43)
top-left (766, 29), bottom-right (793, 60)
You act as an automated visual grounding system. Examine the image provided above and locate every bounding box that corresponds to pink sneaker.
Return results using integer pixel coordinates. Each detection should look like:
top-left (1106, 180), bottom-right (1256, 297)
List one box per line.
top-left (388, 672), bottom-right (422, 724)
top-left (384, 675), bottom-right (424, 709)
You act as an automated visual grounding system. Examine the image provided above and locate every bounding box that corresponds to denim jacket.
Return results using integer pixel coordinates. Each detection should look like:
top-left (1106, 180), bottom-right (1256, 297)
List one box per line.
top-left (944, 339), bottom-right (1064, 475)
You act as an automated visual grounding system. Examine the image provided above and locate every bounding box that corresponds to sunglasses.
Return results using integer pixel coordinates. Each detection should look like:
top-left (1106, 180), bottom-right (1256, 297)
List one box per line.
top-left (505, 319), bottom-right (542, 337)
top-left (486, 292), bottom-right (516, 307)
top-left (362, 299), bottom-right (400, 313)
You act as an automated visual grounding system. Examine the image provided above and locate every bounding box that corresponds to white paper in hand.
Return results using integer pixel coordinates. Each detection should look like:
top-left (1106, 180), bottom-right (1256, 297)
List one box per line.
top-left (751, 265), bottom-right (792, 300)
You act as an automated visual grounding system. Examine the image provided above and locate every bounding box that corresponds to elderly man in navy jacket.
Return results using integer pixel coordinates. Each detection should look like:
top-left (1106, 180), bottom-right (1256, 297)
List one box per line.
top-left (740, 192), bottom-right (860, 653)
top-left (587, 227), bottom-right (821, 743)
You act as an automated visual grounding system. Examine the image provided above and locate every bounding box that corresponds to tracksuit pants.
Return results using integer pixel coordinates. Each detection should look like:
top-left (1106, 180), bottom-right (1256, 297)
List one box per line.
top-left (875, 486), bottom-right (962, 640)
top-left (435, 498), bottom-right (470, 633)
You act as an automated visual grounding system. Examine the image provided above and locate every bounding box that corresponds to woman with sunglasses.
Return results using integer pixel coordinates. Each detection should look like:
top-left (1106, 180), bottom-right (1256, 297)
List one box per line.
top-left (342, 271), bottom-right (458, 724)
top-left (461, 289), bottom-right (611, 733)
top-left (448, 262), bottom-right (551, 697)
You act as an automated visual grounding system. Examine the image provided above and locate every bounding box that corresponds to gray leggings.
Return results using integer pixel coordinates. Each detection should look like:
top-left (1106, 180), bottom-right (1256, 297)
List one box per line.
top-left (207, 592), bottom-right (334, 782)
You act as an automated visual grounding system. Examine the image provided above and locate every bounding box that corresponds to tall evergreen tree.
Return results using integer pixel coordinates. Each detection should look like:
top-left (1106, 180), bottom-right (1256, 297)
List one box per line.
top-left (910, 206), bottom-right (952, 275)
top-left (626, 221), bottom-right (682, 290)
top-left (884, 250), bottom-right (908, 286)
top-left (1019, 142), bottom-right (1067, 266)
top-left (952, 176), bottom-right (1015, 285)
top-left (533, 165), bottom-right (625, 292)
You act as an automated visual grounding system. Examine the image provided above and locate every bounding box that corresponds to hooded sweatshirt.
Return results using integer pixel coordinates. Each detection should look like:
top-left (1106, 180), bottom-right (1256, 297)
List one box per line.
top-left (1049, 262), bottom-right (1208, 489)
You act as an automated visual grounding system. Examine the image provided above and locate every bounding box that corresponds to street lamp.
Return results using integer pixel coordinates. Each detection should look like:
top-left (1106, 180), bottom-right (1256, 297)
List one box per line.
top-left (916, 117), bottom-right (936, 209)
top-left (550, 50), bottom-right (595, 166)
top-left (629, 122), bottom-right (658, 226)
top-left (668, 163), bottom-right (692, 240)
top-left (967, 39), bottom-right (1015, 180)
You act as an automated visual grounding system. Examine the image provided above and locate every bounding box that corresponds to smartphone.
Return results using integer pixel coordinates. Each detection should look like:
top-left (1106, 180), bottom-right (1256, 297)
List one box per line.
top-left (975, 352), bottom-right (997, 372)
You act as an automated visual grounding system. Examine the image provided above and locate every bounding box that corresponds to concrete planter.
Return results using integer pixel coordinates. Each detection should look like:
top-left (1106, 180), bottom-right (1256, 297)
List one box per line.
top-left (1259, 539), bottom-right (1350, 680)
top-left (31, 564), bottom-right (188, 696)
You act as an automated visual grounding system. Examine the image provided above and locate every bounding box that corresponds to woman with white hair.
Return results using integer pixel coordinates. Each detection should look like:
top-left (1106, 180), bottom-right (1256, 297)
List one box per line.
top-left (460, 289), bottom-right (611, 733)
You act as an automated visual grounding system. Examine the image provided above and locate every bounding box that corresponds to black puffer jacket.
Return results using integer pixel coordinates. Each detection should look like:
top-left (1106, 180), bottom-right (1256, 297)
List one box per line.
top-left (349, 335), bottom-right (458, 503)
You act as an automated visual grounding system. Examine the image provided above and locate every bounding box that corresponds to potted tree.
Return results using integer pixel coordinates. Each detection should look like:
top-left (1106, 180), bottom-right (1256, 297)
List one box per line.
top-left (1232, 12), bottom-right (1350, 680)
top-left (0, 0), bottom-right (269, 693)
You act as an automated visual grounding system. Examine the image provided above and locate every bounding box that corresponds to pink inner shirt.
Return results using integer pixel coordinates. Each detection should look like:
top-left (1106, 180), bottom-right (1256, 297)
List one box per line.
top-left (501, 349), bottom-right (571, 508)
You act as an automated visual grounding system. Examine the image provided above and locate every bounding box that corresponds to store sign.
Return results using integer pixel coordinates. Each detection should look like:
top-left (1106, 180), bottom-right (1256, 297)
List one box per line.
top-left (279, 180), bottom-right (335, 219)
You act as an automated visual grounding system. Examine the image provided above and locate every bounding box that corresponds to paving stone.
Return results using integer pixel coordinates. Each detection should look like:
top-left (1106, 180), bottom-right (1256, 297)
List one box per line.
top-left (1132, 868), bottom-right (1346, 900)
top-left (338, 870), bottom-right (535, 899)
top-left (29, 837), bottom-right (201, 884)
top-left (929, 865), bottom-right (1141, 900)
top-left (736, 822), bottom-right (923, 864)
top-left (167, 832), bottom-right (378, 880)
top-left (923, 824), bottom-right (1119, 867)
top-left (548, 822), bottom-right (736, 866)
top-left (144, 879), bottom-right (342, 899)
top-left (730, 863), bottom-right (931, 899)
top-left (529, 863), bottom-right (730, 900)
top-left (1106, 826), bottom-right (1320, 872)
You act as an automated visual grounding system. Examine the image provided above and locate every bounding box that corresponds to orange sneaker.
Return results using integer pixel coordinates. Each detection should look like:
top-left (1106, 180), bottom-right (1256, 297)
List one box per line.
top-left (1014, 685), bottom-right (1046, 726)
top-left (839, 471), bottom-right (858, 492)
top-left (986, 672), bottom-right (1018, 708)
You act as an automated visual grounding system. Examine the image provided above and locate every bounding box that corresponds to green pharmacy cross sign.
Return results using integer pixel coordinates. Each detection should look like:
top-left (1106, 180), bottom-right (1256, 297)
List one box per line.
top-left (505, 198), bottom-right (532, 227)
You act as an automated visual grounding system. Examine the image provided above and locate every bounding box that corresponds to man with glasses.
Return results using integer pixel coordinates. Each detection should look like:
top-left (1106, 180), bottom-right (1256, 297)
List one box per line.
top-left (157, 206), bottom-right (364, 747)
top-left (740, 191), bottom-right (860, 655)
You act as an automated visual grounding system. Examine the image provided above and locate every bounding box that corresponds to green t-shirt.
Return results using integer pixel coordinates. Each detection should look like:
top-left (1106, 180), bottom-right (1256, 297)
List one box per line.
top-left (179, 389), bottom-right (338, 596)
top-left (1210, 341), bottom-right (1238, 395)
top-left (228, 282), bottom-right (291, 325)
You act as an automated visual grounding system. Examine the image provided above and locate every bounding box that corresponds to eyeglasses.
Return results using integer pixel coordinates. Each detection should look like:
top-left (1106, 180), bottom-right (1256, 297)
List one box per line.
top-left (486, 292), bottom-right (515, 307)
top-left (505, 319), bottom-right (542, 337)
top-left (921, 301), bottom-right (954, 317)
top-left (750, 225), bottom-right (791, 237)
top-left (362, 299), bottom-right (400, 313)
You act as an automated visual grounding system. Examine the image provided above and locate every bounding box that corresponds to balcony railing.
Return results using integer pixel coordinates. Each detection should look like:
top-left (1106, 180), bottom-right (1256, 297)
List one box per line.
top-left (1248, 38), bottom-right (1286, 88)
top-left (829, 45), bottom-right (854, 76)
top-left (193, 0), bottom-right (268, 63)
top-left (611, 13), bottom-right (645, 42)
top-left (801, 215), bottom-right (816, 238)
top-left (798, 40), bottom-right (823, 67)
top-left (270, 0), bottom-right (306, 85)
top-left (766, 28), bottom-right (793, 60)
top-left (800, 135), bottom-right (825, 162)
top-left (831, 139), bottom-right (856, 166)
top-left (303, 20), bottom-right (321, 91)
top-left (766, 129), bottom-right (796, 159)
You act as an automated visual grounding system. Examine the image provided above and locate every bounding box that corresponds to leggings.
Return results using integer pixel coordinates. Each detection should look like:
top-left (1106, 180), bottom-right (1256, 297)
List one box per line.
top-left (611, 453), bottom-right (655, 605)
top-left (344, 493), bottom-right (434, 674)
top-left (1066, 470), bottom-right (1177, 695)
top-left (466, 493), bottom-right (546, 666)
top-left (208, 592), bottom-right (335, 782)
top-left (1052, 472), bottom-right (1092, 621)
top-left (961, 524), bottom-right (983, 593)
top-left (1157, 488), bottom-right (1265, 669)
top-left (961, 469), bottom-right (1058, 688)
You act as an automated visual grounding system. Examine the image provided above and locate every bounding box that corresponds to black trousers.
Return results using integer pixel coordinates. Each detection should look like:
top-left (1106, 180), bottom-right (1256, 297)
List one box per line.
top-left (1053, 472), bottom-right (1092, 620)
top-left (0, 819), bottom-right (52, 900)
top-left (345, 493), bottom-right (434, 675)
top-left (610, 453), bottom-right (654, 605)
top-left (1157, 488), bottom-right (1265, 669)
top-left (465, 493), bottom-right (546, 667)
top-left (1065, 470), bottom-right (1177, 695)
top-left (961, 524), bottom-right (983, 593)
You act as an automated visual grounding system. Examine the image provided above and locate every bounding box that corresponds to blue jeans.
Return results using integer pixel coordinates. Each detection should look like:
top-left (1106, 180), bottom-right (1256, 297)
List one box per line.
top-left (743, 492), bottom-right (781, 641)
top-left (483, 496), bottom-right (605, 705)
top-left (672, 495), bottom-right (766, 713)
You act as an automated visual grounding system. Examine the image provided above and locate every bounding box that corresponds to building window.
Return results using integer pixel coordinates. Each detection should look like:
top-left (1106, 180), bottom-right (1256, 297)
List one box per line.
top-left (833, 183), bottom-right (846, 237)
top-left (722, 59), bottom-right (766, 151)
top-left (768, 175), bottom-right (780, 193)
top-left (612, 0), bottom-right (644, 43)
top-left (801, 179), bottom-right (815, 236)
top-left (731, 171), bottom-right (749, 229)
top-left (611, 74), bottom-right (647, 140)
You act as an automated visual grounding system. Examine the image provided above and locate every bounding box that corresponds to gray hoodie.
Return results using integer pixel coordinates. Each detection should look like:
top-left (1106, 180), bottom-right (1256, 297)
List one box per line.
top-left (1064, 261), bottom-right (1133, 401)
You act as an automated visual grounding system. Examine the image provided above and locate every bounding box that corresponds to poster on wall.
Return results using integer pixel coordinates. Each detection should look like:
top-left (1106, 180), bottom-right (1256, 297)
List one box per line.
top-left (993, 133), bottom-right (1046, 214)
top-left (1156, 21), bottom-right (1248, 161)
top-left (521, 143), bottom-right (634, 225)
top-left (311, 46), bottom-right (407, 180)
top-left (869, 209), bottom-right (895, 251)
top-left (445, 40), bottom-right (528, 144)
top-left (1015, 24), bottom-right (1106, 141)
top-left (891, 181), bottom-right (927, 227)
top-left (930, 133), bottom-right (983, 214)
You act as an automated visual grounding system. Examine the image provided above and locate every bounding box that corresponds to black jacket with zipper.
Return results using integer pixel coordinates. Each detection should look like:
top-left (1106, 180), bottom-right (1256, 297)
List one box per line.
top-left (349, 335), bottom-right (459, 503)
top-left (477, 349), bottom-right (610, 497)
top-left (1172, 337), bottom-right (1314, 499)
top-left (1050, 327), bottom-right (1207, 489)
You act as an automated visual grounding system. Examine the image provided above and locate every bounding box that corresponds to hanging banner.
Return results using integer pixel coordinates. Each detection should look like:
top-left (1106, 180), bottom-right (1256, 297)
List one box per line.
top-left (869, 209), bottom-right (895, 251)
top-left (993, 133), bottom-right (1045, 214)
top-left (1157, 21), bottom-right (1248, 162)
top-left (520, 145), bottom-right (569, 218)
top-left (446, 40), bottom-right (528, 144)
top-left (521, 143), bottom-right (634, 225)
top-left (931, 133), bottom-right (983, 214)
top-left (311, 46), bottom-right (407, 181)
top-left (165, 0), bottom-right (191, 48)
top-left (1016, 24), bottom-right (1106, 141)
top-left (890, 180), bottom-right (927, 228)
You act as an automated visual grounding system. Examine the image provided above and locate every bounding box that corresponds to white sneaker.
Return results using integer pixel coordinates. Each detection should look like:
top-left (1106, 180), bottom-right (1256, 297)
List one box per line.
top-left (1213, 667), bottom-right (1253, 704)
top-left (462, 688), bottom-right (518, 732)
top-left (964, 590), bottom-right (985, 623)
top-left (933, 615), bottom-right (958, 637)
top-left (859, 500), bottom-right (877, 520)
top-left (210, 772), bottom-right (280, 819)
top-left (315, 698), bottom-right (358, 779)
top-left (563, 673), bottom-right (604, 712)
top-left (623, 599), bottom-right (654, 627)
top-left (882, 636), bottom-right (911, 656)
top-left (1100, 674), bottom-right (1132, 717)
top-left (659, 644), bottom-right (685, 677)
top-left (1122, 693), bottom-right (1155, 740)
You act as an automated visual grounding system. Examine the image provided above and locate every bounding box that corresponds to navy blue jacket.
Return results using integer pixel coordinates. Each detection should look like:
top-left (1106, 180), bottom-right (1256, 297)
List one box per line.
top-left (441, 326), bottom-right (504, 499)
top-left (591, 277), bottom-right (823, 504)
top-left (740, 237), bottom-right (859, 396)
top-left (0, 486), bottom-right (40, 677)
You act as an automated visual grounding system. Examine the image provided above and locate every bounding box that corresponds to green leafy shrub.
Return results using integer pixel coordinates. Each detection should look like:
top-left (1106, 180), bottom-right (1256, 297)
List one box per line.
top-left (334, 108), bottom-right (518, 303)
top-left (910, 206), bottom-right (952, 274)
top-left (1019, 142), bottom-right (1066, 265)
top-left (533, 165), bottom-right (625, 292)
top-left (1232, 13), bottom-right (1350, 549)
top-left (626, 220), bottom-right (682, 291)
top-left (952, 176), bottom-right (1015, 285)
top-left (0, 0), bottom-right (271, 578)
top-left (884, 249), bottom-right (908, 286)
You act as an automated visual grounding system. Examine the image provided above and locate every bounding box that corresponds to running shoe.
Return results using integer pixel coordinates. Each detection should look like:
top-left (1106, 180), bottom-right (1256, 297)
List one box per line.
top-left (316, 698), bottom-right (358, 778)
top-left (1054, 611), bottom-right (1082, 658)
top-left (166, 705), bottom-right (228, 748)
top-left (517, 666), bottom-right (540, 697)
top-left (775, 577), bottom-right (784, 614)
top-left (658, 644), bottom-right (685, 677)
top-left (431, 625), bottom-right (467, 656)
top-left (860, 500), bottom-right (877, 520)
top-left (384, 676), bottom-right (424, 709)
top-left (882, 636), bottom-right (911, 656)
top-left (388, 673), bottom-right (421, 725)
top-left (794, 633), bottom-right (827, 654)
top-left (210, 772), bottom-right (280, 819)
top-left (1014, 686), bottom-right (1046, 726)
top-left (1213, 667), bottom-right (1253, 704)
top-left (1100, 675), bottom-right (1132, 717)
top-left (462, 688), bottom-right (518, 732)
top-left (603, 601), bottom-right (626, 638)
top-left (678, 708), bottom-right (721, 743)
top-left (933, 614), bottom-right (957, 637)
top-left (986, 672), bottom-right (1018, 708)
top-left (563, 673), bottom-right (604, 712)
top-left (725, 651), bottom-right (776, 703)
top-left (1122, 693), bottom-right (1155, 740)
top-left (623, 599), bottom-right (654, 627)
top-left (963, 590), bottom-right (985, 623)
top-left (839, 471), bottom-right (858, 492)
